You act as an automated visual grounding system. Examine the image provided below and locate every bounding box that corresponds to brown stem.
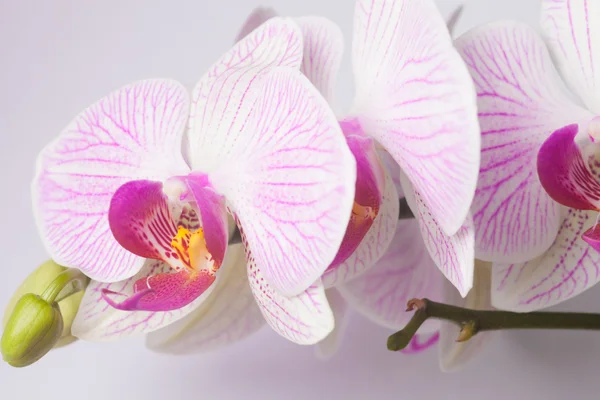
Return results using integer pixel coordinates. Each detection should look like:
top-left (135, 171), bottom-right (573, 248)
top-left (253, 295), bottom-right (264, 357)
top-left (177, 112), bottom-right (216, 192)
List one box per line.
top-left (387, 298), bottom-right (600, 351)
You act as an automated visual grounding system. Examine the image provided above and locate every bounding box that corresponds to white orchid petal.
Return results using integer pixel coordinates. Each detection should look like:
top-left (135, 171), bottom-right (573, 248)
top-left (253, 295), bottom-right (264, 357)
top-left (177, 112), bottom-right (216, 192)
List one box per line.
top-left (33, 79), bottom-right (190, 282)
top-left (315, 288), bottom-right (349, 360)
top-left (352, 0), bottom-right (480, 236)
top-left (188, 17), bottom-right (303, 173)
top-left (541, 0), bottom-right (600, 114)
top-left (295, 16), bottom-right (344, 105)
top-left (455, 21), bottom-right (593, 263)
top-left (214, 67), bottom-right (355, 296)
top-left (401, 173), bottom-right (475, 297)
top-left (492, 208), bottom-right (600, 312)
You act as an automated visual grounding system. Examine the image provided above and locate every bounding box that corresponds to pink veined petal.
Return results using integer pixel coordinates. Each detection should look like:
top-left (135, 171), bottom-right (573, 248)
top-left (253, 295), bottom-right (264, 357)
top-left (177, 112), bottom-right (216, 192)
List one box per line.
top-left (538, 124), bottom-right (600, 210)
top-left (71, 259), bottom-right (214, 341)
top-left (322, 169), bottom-right (398, 288)
top-left (541, 0), bottom-right (600, 114)
top-left (184, 174), bottom-right (229, 268)
top-left (188, 17), bottom-right (303, 172)
top-left (146, 243), bottom-right (265, 354)
top-left (455, 21), bottom-right (594, 263)
top-left (295, 16), bottom-right (344, 105)
top-left (401, 173), bottom-right (475, 297)
top-left (32, 79), bottom-right (190, 282)
top-left (400, 332), bottom-right (440, 354)
top-left (352, 0), bottom-right (480, 236)
top-left (315, 288), bottom-right (350, 360)
top-left (237, 219), bottom-right (334, 344)
top-left (101, 269), bottom-right (214, 312)
top-left (108, 180), bottom-right (183, 267)
top-left (439, 260), bottom-right (494, 372)
top-left (492, 207), bottom-right (600, 312)
top-left (235, 7), bottom-right (278, 42)
top-left (339, 220), bottom-right (444, 333)
top-left (211, 67), bottom-right (355, 296)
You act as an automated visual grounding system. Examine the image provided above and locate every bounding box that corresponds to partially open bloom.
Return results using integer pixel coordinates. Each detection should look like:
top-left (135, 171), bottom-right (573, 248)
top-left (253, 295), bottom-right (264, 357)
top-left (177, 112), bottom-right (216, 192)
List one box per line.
top-left (32, 18), bottom-right (356, 344)
top-left (455, 0), bottom-right (600, 311)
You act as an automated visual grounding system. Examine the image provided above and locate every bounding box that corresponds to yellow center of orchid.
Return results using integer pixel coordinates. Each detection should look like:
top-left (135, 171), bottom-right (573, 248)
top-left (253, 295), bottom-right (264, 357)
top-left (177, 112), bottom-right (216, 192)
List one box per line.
top-left (170, 227), bottom-right (216, 273)
top-left (351, 201), bottom-right (377, 227)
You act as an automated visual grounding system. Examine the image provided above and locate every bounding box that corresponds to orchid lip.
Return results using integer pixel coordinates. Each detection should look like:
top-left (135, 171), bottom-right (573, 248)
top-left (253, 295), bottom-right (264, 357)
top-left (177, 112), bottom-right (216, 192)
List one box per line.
top-left (106, 179), bottom-right (224, 312)
top-left (102, 226), bottom-right (218, 312)
top-left (537, 124), bottom-right (600, 211)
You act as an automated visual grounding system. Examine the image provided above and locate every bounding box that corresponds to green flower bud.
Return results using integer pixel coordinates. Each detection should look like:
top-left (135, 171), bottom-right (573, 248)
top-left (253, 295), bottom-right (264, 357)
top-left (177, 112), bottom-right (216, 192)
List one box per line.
top-left (1, 294), bottom-right (63, 367)
top-left (2, 260), bottom-right (66, 328)
top-left (2, 260), bottom-right (89, 367)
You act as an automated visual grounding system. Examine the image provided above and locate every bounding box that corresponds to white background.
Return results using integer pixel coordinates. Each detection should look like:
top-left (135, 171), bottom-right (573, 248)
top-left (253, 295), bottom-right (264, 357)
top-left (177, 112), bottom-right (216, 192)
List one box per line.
top-left (1, 0), bottom-right (599, 399)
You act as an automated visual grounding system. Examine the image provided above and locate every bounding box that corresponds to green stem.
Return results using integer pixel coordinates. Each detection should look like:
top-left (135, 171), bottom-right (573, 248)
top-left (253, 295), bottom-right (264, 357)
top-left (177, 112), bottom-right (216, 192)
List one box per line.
top-left (40, 268), bottom-right (90, 303)
top-left (387, 298), bottom-right (600, 351)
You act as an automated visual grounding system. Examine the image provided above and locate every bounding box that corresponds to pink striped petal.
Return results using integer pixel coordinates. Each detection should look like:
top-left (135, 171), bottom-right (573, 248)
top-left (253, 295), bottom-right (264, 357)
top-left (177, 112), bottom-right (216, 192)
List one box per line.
top-left (339, 220), bottom-right (444, 333)
top-left (108, 180), bottom-right (182, 267)
top-left (238, 217), bottom-right (334, 344)
top-left (101, 269), bottom-right (214, 312)
top-left (248, 259), bottom-right (333, 345)
top-left (541, 0), bottom-right (600, 114)
top-left (184, 174), bottom-right (229, 269)
top-left (188, 17), bottom-right (302, 172)
top-left (212, 68), bottom-right (355, 296)
top-left (315, 288), bottom-right (349, 360)
top-left (32, 79), bottom-right (190, 282)
top-left (538, 124), bottom-right (600, 210)
top-left (322, 169), bottom-right (398, 288)
top-left (235, 7), bottom-right (278, 42)
top-left (439, 261), bottom-right (493, 372)
top-left (455, 21), bottom-right (593, 263)
top-left (352, 0), bottom-right (480, 236)
top-left (493, 208), bottom-right (600, 312)
top-left (401, 173), bottom-right (475, 297)
top-left (401, 332), bottom-right (440, 354)
top-left (71, 259), bottom-right (214, 341)
top-left (146, 243), bottom-right (265, 353)
top-left (295, 16), bottom-right (344, 105)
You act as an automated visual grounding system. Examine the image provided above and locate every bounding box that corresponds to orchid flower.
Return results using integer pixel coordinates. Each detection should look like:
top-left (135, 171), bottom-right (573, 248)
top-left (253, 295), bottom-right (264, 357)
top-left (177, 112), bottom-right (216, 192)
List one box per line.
top-left (236, 0), bottom-right (480, 298)
top-left (32, 17), bottom-right (357, 345)
top-left (147, 8), bottom-right (393, 353)
top-left (230, 0), bottom-right (481, 362)
top-left (455, 0), bottom-right (600, 312)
